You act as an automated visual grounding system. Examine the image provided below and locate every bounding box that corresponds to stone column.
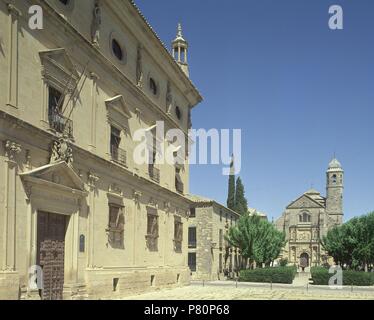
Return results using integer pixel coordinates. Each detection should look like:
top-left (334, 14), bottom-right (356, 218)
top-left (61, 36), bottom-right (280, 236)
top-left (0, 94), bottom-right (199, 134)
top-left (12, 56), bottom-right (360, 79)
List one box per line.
top-left (6, 4), bottom-right (21, 110)
top-left (87, 172), bottom-right (99, 268)
top-left (2, 140), bottom-right (21, 271)
top-left (88, 73), bottom-right (99, 152)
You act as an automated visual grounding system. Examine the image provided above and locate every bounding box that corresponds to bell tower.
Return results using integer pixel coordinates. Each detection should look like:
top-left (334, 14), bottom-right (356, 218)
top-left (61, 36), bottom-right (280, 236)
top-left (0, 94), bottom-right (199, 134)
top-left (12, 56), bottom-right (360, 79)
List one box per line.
top-left (326, 157), bottom-right (344, 225)
top-left (172, 23), bottom-right (189, 77)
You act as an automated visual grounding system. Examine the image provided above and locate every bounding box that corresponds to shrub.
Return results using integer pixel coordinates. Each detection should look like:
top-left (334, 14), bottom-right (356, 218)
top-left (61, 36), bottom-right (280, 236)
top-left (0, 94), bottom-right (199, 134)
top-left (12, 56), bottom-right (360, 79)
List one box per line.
top-left (311, 267), bottom-right (374, 286)
top-left (279, 258), bottom-right (288, 267)
top-left (310, 267), bottom-right (330, 285)
top-left (239, 267), bottom-right (297, 284)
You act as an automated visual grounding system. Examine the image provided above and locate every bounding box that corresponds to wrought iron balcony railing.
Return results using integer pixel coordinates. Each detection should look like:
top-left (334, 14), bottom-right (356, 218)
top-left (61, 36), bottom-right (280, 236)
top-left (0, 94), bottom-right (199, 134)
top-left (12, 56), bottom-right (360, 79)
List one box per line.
top-left (111, 146), bottom-right (127, 167)
top-left (48, 110), bottom-right (73, 137)
top-left (149, 165), bottom-right (160, 183)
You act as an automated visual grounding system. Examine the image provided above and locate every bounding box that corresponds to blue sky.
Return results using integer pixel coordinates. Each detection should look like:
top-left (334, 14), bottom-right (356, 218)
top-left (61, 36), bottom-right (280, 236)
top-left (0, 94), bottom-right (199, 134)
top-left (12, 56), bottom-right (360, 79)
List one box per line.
top-left (136, 0), bottom-right (374, 222)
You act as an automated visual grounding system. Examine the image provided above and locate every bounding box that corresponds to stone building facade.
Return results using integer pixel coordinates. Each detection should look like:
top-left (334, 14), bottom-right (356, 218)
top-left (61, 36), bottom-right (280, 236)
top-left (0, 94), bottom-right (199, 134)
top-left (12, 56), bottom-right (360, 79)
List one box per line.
top-left (275, 158), bottom-right (344, 267)
top-left (187, 195), bottom-right (242, 281)
top-left (0, 0), bottom-right (202, 299)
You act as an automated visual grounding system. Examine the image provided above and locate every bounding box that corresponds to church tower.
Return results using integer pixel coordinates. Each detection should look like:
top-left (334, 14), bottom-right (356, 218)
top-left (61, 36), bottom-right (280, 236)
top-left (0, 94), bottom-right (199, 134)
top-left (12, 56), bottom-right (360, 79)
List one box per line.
top-left (172, 23), bottom-right (189, 77)
top-left (326, 157), bottom-right (344, 225)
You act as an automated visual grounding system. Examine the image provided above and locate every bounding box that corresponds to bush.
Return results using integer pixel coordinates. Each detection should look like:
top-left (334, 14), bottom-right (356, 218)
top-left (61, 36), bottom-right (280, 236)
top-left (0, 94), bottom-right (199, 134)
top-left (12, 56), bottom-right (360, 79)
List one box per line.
top-left (279, 258), bottom-right (288, 267)
top-left (311, 267), bottom-right (374, 286)
top-left (239, 267), bottom-right (297, 284)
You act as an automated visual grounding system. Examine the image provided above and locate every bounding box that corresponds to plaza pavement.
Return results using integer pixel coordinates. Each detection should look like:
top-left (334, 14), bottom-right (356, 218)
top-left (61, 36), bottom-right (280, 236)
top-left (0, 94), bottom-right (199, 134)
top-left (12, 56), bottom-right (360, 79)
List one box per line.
top-left (121, 273), bottom-right (374, 300)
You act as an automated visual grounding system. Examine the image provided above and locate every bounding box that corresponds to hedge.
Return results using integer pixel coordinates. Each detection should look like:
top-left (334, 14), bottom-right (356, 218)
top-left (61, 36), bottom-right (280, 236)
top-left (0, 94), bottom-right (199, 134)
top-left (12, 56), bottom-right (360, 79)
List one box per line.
top-left (311, 267), bottom-right (374, 286)
top-left (239, 267), bottom-right (297, 284)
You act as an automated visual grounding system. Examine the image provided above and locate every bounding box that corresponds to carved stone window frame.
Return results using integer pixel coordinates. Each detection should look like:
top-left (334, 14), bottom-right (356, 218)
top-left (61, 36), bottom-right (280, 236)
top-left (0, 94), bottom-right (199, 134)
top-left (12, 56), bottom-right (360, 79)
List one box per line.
top-left (39, 49), bottom-right (79, 129)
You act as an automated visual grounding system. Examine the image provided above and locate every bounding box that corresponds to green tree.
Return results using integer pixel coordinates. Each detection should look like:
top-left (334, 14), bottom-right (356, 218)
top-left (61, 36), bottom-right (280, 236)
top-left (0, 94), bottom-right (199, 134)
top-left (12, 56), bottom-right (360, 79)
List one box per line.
top-left (234, 177), bottom-right (248, 215)
top-left (322, 211), bottom-right (374, 271)
top-left (225, 214), bottom-right (285, 269)
top-left (226, 158), bottom-right (236, 210)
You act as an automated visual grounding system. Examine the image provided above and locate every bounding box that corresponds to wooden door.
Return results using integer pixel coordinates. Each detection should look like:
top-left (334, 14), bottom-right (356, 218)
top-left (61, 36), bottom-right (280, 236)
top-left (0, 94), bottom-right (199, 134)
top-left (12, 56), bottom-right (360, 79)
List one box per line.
top-left (37, 212), bottom-right (66, 300)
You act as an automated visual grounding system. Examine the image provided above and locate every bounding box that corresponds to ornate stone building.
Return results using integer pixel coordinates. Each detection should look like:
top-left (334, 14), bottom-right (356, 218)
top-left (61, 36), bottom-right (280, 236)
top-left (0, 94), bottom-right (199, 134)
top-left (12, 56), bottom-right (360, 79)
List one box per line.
top-left (0, 0), bottom-right (202, 299)
top-left (275, 158), bottom-right (344, 267)
top-left (187, 195), bottom-right (242, 281)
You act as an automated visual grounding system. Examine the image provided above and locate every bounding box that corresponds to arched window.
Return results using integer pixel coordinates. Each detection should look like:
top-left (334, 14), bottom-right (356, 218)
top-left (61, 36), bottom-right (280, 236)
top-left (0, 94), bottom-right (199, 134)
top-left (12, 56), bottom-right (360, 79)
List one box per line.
top-left (300, 212), bottom-right (311, 223)
top-left (332, 174), bottom-right (337, 184)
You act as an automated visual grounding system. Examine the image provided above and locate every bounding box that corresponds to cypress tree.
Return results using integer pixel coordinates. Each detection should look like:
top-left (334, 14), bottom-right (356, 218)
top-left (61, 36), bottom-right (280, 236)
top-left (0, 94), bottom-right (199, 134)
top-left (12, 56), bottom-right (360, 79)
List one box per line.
top-left (227, 157), bottom-right (236, 210)
top-left (234, 177), bottom-right (248, 215)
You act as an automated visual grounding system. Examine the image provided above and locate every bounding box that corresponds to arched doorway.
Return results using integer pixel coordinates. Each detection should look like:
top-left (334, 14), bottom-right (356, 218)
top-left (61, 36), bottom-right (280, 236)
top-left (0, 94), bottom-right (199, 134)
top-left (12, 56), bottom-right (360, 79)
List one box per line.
top-left (300, 252), bottom-right (309, 268)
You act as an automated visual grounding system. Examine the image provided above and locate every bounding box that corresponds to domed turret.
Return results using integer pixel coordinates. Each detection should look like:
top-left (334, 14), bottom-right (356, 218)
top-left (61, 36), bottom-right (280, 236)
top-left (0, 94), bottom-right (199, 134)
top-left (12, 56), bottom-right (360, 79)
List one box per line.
top-left (172, 23), bottom-right (189, 77)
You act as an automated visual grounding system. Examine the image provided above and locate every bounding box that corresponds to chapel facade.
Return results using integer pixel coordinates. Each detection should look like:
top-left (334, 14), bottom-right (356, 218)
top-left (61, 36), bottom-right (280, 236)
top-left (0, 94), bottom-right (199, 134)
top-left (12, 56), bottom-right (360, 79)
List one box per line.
top-left (275, 158), bottom-right (344, 267)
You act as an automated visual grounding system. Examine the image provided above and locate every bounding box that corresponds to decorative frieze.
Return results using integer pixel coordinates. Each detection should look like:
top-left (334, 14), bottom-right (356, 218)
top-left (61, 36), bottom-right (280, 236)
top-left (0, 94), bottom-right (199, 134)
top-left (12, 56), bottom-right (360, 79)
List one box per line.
top-left (4, 140), bottom-right (21, 161)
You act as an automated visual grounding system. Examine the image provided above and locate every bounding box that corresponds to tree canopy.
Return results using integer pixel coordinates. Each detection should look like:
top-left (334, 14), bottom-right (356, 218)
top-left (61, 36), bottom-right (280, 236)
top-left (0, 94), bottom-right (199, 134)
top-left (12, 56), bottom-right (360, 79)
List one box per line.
top-left (225, 214), bottom-right (285, 268)
top-left (322, 212), bottom-right (374, 271)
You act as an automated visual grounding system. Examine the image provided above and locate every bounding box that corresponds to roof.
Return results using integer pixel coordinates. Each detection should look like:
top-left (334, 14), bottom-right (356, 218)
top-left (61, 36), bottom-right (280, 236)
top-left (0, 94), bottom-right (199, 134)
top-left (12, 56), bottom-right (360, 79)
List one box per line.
top-left (304, 189), bottom-right (326, 206)
top-left (128, 0), bottom-right (202, 105)
top-left (328, 158), bottom-right (343, 172)
top-left (187, 194), bottom-right (241, 216)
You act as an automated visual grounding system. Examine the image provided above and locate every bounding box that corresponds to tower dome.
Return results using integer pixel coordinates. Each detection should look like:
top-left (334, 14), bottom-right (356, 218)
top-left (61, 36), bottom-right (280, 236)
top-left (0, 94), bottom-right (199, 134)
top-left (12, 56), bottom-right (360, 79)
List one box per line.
top-left (327, 158), bottom-right (343, 172)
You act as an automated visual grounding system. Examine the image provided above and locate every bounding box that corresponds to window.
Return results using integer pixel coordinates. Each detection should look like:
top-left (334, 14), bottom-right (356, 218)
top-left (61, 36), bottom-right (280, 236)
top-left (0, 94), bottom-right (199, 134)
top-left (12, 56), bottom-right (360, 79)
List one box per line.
top-left (174, 217), bottom-right (183, 253)
top-left (107, 204), bottom-right (124, 248)
top-left (299, 212), bottom-right (311, 223)
top-left (148, 150), bottom-right (160, 183)
top-left (188, 253), bottom-right (196, 272)
top-left (110, 126), bottom-right (126, 166)
top-left (48, 86), bottom-right (71, 135)
top-left (190, 208), bottom-right (196, 218)
top-left (188, 227), bottom-right (197, 248)
top-left (219, 229), bottom-right (223, 249)
top-left (59, 0), bottom-right (69, 4)
top-left (149, 78), bottom-right (157, 95)
top-left (146, 207), bottom-right (158, 251)
top-left (112, 39), bottom-right (123, 61)
top-left (110, 126), bottom-right (121, 156)
top-left (220, 210), bottom-right (222, 222)
top-left (175, 106), bottom-right (182, 120)
top-left (332, 174), bottom-right (337, 184)
top-left (225, 212), bottom-right (228, 222)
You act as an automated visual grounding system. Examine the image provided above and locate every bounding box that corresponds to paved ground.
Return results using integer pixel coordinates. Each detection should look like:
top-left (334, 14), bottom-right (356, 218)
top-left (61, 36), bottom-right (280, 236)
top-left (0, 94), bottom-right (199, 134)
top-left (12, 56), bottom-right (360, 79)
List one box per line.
top-left (122, 277), bottom-right (374, 300)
